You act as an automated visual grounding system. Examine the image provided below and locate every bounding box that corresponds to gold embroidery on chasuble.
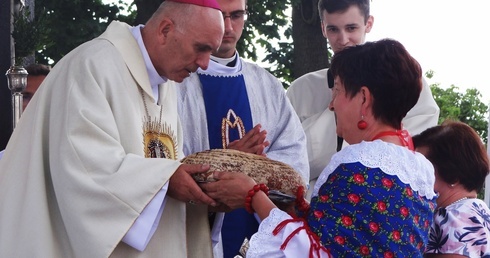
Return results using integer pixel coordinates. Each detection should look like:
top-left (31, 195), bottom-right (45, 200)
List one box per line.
top-left (143, 120), bottom-right (177, 160)
top-left (140, 89), bottom-right (178, 160)
top-left (221, 109), bottom-right (245, 149)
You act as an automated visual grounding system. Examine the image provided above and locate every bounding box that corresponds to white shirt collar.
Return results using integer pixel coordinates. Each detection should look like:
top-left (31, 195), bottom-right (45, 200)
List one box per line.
top-left (131, 25), bottom-right (167, 103)
top-left (199, 52), bottom-right (242, 75)
top-left (210, 53), bottom-right (237, 66)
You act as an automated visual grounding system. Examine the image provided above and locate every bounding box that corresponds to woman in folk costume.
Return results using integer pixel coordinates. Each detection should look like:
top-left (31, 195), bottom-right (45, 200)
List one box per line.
top-left (0, 0), bottom-right (225, 257)
top-left (201, 38), bottom-right (437, 257)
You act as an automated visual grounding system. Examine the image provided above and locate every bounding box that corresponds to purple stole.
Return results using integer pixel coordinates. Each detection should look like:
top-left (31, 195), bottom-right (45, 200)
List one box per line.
top-left (199, 70), bottom-right (258, 257)
top-left (199, 73), bottom-right (253, 149)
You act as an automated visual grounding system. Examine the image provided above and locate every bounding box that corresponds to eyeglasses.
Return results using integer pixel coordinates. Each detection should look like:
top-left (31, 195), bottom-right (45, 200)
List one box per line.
top-left (222, 10), bottom-right (248, 22)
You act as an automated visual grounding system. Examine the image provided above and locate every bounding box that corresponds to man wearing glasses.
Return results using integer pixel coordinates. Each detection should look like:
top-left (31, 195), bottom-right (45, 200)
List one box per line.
top-left (169, 0), bottom-right (309, 257)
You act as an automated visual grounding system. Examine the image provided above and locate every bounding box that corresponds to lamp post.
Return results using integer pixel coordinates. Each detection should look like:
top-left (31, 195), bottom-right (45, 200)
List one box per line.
top-left (5, 0), bottom-right (28, 130)
top-left (5, 65), bottom-right (28, 129)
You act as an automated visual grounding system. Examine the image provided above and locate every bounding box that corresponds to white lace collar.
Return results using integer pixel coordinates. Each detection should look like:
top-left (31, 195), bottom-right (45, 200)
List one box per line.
top-left (313, 140), bottom-right (437, 199)
top-left (197, 52), bottom-right (242, 77)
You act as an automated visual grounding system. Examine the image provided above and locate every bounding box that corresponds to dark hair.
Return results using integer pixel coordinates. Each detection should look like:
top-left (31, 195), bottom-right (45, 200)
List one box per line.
top-left (329, 38), bottom-right (422, 129)
top-left (25, 64), bottom-right (51, 76)
top-left (318, 0), bottom-right (370, 23)
top-left (413, 120), bottom-right (489, 192)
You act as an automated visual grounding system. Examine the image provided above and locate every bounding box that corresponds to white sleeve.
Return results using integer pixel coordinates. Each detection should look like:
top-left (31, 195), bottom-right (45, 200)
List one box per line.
top-left (301, 109), bottom-right (339, 182)
top-left (210, 212), bottom-right (225, 247)
top-left (286, 69), bottom-right (330, 123)
top-left (403, 78), bottom-right (440, 134)
top-left (247, 209), bottom-right (331, 258)
top-left (122, 182), bottom-right (169, 251)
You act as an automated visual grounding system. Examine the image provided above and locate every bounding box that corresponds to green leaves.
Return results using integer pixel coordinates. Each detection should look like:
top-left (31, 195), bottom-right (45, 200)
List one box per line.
top-left (12, 8), bottom-right (51, 64)
top-left (430, 84), bottom-right (489, 144)
top-left (29, 0), bottom-right (125, 64)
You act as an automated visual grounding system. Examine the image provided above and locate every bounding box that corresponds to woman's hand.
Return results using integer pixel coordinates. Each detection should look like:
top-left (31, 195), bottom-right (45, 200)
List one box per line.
top-left (200, 171), bottom-right (256, 209)
top-left (200, 171), bottom-right (277, 220)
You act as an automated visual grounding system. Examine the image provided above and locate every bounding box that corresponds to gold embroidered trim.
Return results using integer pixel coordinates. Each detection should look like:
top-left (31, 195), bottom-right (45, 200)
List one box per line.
top-left (221, 109), bottom-right (245, 148)
top-left (140, 88), bottom-right (178, 160)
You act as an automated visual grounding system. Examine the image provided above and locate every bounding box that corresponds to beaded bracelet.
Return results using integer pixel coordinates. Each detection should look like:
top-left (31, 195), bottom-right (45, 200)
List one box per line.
top-left (245, 183), bottom-right (269, 214)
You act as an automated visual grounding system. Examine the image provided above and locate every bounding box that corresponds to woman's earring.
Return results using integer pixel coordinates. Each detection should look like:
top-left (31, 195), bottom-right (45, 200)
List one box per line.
top-left (357, 115), bottom-right (367, 130)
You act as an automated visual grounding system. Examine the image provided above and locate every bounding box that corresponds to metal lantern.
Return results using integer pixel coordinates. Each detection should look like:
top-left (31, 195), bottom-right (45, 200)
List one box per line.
top-left (5, 65), bottom-right (28, 129)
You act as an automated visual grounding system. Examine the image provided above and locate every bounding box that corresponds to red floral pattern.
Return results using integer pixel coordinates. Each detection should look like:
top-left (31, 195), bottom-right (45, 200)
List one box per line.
top-left (347, 193), bottom-right (360, 204)
top-left (307, 162), bottom-right (435, 257)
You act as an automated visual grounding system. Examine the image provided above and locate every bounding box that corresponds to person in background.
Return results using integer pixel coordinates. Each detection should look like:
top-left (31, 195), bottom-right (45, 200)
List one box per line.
top-left (202, 39), bottom-right (437, 257)
top-left (169, 0), bottom-right (309, 257)
top-left (413, 120), bottom-right (490, 257)
top-left (0, 63), bottom-right (51, 160)
top-left (286, 0), bottom-right (440, 199)
top-left (0, 0), bottom-right (225, 257)
top-left (23, 63), bottom-right (51, 110)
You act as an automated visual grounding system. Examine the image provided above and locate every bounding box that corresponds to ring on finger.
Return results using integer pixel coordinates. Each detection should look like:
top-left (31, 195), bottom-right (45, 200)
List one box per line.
top-left (188, 200), bottom-right (196, 205)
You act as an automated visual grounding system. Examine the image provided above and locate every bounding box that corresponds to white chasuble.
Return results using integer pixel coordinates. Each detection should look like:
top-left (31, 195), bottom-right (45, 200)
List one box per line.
top-left (0, 21), bottom-right (213, 258)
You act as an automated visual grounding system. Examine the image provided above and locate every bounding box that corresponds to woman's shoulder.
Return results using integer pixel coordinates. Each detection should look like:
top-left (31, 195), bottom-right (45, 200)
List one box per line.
top-left (314, 141), bottom-right (436, 199)
top-left (435, 198), bottom-right (490, 230)
top-left (429, 198), bottom-right (490, 256)
top-left (335, 140), bottom-right (432, 174)
top-left (443, 198), bottom-right (490, 217)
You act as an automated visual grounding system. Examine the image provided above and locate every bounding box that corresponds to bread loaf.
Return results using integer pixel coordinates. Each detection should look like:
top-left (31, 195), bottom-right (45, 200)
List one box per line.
top-left (181, 149), bottom-right (306, 201)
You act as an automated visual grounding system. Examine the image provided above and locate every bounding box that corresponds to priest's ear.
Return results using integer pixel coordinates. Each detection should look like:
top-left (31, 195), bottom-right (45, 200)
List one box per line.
top-left (158, 18), bottom-right (175, 44)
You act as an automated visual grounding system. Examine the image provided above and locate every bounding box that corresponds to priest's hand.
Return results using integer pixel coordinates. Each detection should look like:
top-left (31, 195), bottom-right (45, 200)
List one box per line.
top-left (168, 164), bottom-right (217, 207)
top-left (227, 124), bottom-right (270, 156)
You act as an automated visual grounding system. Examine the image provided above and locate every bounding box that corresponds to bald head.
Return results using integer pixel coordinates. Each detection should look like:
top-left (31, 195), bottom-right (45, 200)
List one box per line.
top-left (142, 1), bottom-right (224, 81)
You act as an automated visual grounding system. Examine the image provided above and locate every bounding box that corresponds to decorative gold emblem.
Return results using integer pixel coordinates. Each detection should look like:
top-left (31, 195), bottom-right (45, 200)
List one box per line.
top-left (139, 88), bottom-right (177, 160)
top-left (143, 117), bottom-right (178, 160)
top-left (221, 109), bottom-right (245, 148)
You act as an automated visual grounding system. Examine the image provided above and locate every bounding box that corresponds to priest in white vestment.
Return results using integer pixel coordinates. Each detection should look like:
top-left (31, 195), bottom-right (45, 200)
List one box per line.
top-left (0, 1), bottom-right (225, 257)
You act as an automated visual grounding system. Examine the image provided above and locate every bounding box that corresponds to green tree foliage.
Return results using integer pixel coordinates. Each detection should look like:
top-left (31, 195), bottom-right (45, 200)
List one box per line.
top-left (28, 0), bottom-right (292, 84)
top-left (12, 8), bottom-right (51, 65)
top-left (32, 0), bottom-right (130, 64)
top-left (427, 71), bottom-right (489, 143)
top-left (244, 1), bottom-right (292, 85)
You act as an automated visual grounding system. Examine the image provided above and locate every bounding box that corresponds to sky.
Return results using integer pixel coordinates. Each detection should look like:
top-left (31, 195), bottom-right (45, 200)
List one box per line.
top-left (367, 0), bottom-right (490, 104)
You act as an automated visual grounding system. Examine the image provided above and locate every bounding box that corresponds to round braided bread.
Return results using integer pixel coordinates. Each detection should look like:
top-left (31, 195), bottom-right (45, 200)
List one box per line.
top-left (181, 149), bottom-right (306, 199)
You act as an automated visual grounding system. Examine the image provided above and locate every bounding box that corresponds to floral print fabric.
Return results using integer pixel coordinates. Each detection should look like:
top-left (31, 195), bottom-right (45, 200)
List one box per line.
top-left (425, 198), bottom-right (490, 257)
top-left (307, 162), bottom-right (436, 257)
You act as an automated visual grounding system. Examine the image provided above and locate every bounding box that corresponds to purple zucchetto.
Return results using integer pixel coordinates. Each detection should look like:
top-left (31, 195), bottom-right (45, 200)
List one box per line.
top-left (167, 0), bottom-right (221, 10)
